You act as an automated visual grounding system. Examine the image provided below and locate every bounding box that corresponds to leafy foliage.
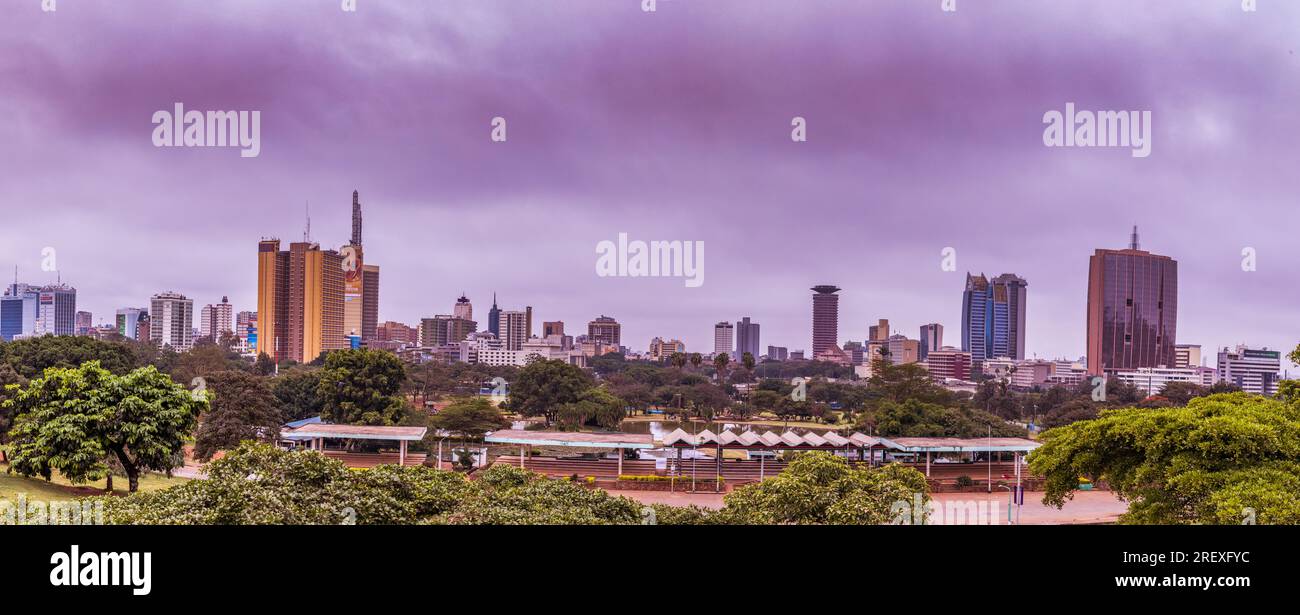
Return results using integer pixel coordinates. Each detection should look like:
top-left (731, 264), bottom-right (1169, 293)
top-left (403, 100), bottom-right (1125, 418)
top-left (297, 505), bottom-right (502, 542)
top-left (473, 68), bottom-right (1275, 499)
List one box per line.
top-left (1029, 393), bottom-right (1300, 524)
top-left (193, 371), bottom-right (284, 461)
top-left (717, 451), bottom-right (930, 524)
top-left (316, 349), bottom-right (408, 425)
top-left (0, 336), bottom-right (138, 379)
top-left (4, 361), bottom-right (203, 492)
top-left (508, 359), bottom-right (593, 424)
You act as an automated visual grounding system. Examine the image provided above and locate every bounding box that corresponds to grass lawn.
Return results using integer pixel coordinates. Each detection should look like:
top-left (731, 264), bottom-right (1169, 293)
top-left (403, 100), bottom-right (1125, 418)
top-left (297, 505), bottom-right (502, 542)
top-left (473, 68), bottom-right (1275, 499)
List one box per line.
top-left (1, 461), bottom-right (188, 502)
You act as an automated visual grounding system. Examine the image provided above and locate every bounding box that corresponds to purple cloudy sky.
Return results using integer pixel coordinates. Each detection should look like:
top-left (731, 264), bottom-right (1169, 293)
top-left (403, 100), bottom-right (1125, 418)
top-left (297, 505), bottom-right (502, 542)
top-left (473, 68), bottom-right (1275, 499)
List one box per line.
top-left (2, 0), bottom-right (1298, 368)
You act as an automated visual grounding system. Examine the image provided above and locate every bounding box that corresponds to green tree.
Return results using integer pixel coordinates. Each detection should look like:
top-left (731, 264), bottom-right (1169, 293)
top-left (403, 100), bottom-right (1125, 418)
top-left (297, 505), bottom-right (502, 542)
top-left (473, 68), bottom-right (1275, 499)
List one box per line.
top-left (689, 353), bottom-right (702, 370)
top-left (4, 362), bottom-right (203, 492)
top-left (718, 451), bottom-right (930, 524)
top-left (742, 352), bottom-right (756, 371)
top-left (554, 387), bottom-right (628, 430)
top-left (430, 396), bottom-right (510, 450)
top-left (0, 363), bottom-right (29, 462)
top-left (272, 368), bottom-right (326, 421)
top-left (713, 353), bottom-right (730, 382)
top-left (0, 335), bottom-right (138, 379)
top-left (508, 359), bottom-right (592, 424)
top-left (1030, 393), bottom-right (1300, 524)
top-left (316, 349), bottom-right (408, 425)
top-left (252, 352), bottom-right (277, 376)
top-left (194, 371), bottom-right (284, 462)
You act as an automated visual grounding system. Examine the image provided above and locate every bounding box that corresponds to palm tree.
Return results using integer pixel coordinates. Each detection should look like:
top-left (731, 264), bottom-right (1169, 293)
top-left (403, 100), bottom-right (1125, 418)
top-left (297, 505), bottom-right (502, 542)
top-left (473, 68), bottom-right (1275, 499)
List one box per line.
top-left (670, 352), bottom-right (687, 369)
top-left (742, 352), bottom-right (756, 371)
top-left (689, 353), bottom-right (703, 370)
top-left (713, 353), bottom-right (730, 382)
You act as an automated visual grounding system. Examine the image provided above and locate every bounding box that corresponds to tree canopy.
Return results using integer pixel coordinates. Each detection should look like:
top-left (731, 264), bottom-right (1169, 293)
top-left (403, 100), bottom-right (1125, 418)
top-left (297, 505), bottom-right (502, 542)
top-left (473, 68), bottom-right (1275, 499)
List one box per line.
top-left (4, 361), bottom-right (203, 492)
top-left (315, 349), bottom-right (408, 425)
top-left (1029, 392), bottom-right (1300, 524)
top-left (193, 370), bottom-right (284, 462)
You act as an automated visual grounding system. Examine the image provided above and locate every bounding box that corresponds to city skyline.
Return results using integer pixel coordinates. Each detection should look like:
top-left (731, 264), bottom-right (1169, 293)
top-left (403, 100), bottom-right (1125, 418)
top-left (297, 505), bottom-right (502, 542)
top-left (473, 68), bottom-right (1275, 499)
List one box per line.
top-left (2, 2), bottom-right (1297, 366)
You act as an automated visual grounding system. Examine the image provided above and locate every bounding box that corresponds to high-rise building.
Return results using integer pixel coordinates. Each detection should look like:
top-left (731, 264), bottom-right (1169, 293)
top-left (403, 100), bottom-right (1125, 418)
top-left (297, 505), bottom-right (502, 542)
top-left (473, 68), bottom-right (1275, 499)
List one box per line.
top-left (377, 321), bottom-right (419, 345)
top-left (735, 316), bottom-right (760, 360)
top-left (340, 191), bottom-right (380, 342)
top-left (454, 295), bottom-right (473, 320)
top-left (525, 306), bottom-right (533, 339)
top-left (498, 310), bottom-right (527, 351)
top-left (1086, 228), bottom-right (1177, 375)
top-left (236, 311), bottom-right (257, 344)
top-left (925, 347), bottom-right (972, 380)
top-left (74, 311), bottom-right (93, 336)
top-left (1, 282), bottom-right (39, 341)
top-left (919, 323), bottom-right (943, 360)
top-left (767, 345), bottom-right (788, 361)
top-left (1174, 344), bottom-right (1202, 368)
top-left (488, 293), bottom-right (501, 336)
top-left (150, 291), bottom-right (194, 351)
top-left (200, 296), bottom-right (234, 342)
top-left (886, 335), bottom-right (921, 365)
top-left (713, 321), bottom-right (734, 355)
top-left (810, 285), bottom-right (841, 357)
top-left (588, 315), bottom-right (621, 347)
top-left (868, 319), bottom-right (890, 342)
top-left (419, 315), bottom-right (478, 348)
top-left (993, 274), bottom-right (1028, 359)
top-left (543, 321), bottom-right (565, 337)
top-left (1216, 345), bottom-right (1281, 396)
top-left (256, 239), bottom-right (346, 363)
top-left (116, 307), bottom-right (149, 341)
top-left (361, 264), bottom-right (379, 341)
top-left (649, 337), bottom-right (686, 361)
top-left (34, 283), bottom-right (77, 337)
top-left (962, 272), bottom-right (1027, 364)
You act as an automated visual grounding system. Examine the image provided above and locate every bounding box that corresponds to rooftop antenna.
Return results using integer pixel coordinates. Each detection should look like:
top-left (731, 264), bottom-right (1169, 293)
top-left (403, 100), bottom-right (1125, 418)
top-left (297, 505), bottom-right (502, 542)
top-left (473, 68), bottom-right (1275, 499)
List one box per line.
top-left (303, 201), bottom-right (312, 243)
top-left (1129, 225), bottom-right (1140, 250)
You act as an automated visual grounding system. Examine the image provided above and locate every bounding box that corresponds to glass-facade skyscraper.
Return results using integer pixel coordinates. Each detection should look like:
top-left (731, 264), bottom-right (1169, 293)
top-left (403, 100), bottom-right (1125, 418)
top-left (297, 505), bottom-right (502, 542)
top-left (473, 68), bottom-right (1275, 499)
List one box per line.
top-left (961, 273), bottom-right (1027, 364)
top-left (1086, 228), bottom-right (1177, 375)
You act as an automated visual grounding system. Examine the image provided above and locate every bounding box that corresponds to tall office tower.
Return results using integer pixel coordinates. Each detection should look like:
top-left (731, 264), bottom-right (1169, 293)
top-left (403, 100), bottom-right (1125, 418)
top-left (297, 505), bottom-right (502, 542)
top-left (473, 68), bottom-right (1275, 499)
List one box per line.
top-left (488, 293), bottom-right (501, 336)
top-left (200, 296), bottom-right (235, 342)
top-left (361, 264), bottom-right (379, 341)
top-left (543, 321), bottom-right (565, 337)
top-left (1217, 345), bottom-right (1281, 396)
top-left (454, 295), bottom-right (473, 320)
top-left (919, 323), bottom-right (944, 360)
top-left (1086, 227), bottom-right (1177, 375)
top-left (116, 307), bottom-right (148, 341)
top-left (498, 310), bottom-right (527, 351)
top-left (34, 283), bottom-right (77, 337)
top-left (868, 319), bottom-right (890, 342)
top-left (735, 316), bottom-right (760, 360)
top-left (713, 321), bottom-right (735, 355)
top-left (587, 315), bottom-right (621, 347)
top-left (1174, 344), bottom-right (1202, 368)
top-left (962, 272), bottom-right (1026, 364)
top-left (256, 239), bottom-right (346, 363)
top-left (74, 311), bottom-right (93, 336)
top-left (767, 345), bottom-right (788, 361)
top-left (150, 291), bottom-right (194, 351)
top-left (236, 310), bottom-right (257, 343)
top-left (1, 282), bottom-right (40, 341)
top-left (525, 306), bottom-right (533, 339)
top-left (993, 274), bottom-right (1028, 359)
top-left (810, 285), bottom-right (841, 357)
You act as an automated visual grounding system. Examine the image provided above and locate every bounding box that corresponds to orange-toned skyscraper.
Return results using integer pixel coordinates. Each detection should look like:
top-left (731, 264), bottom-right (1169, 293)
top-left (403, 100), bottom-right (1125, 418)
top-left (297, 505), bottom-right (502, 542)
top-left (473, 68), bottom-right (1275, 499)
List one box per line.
top-left (1085, 227), bottom-right (1178, 375)
top-left (257, 238), bottom-right (346, 363)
